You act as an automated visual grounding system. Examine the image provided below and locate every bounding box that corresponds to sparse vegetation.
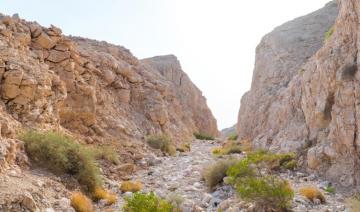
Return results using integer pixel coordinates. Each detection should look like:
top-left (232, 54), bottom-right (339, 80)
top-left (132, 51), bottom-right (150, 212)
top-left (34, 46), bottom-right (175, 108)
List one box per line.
top-left (147, 134), bottom-right (176, 156)
top-left (194, 132), bottom-right (214, 140)
top-left (226, 150), bottom-right (295, 211)
top-left (211, 140), bottom-right (242, 156)
top-left (92, 187), bottom-right (117, 205)
top-left (227, 133), bottom-right (238, 141)
top-left (235, 176), bottom-right (294, 211)
top-left (177, 142), bottom-right (190, 152)
top-left (21, 130), bottom-right (102, 191)
top-left (324, 185), bottom-right (335, 194)
top-left (299, 187), bottom-right (326, 203)
top-left (120, 181), bottom-right (143, 192)
top-left (123, 192), bottom-right (174, 212)
top-left (245, 150), bottom-right (297, 171)
top-left (347, 194), bottom-right (360, 212)
top-left (71, 192), bottom-right (94, 212)
top-left (87, 145), bottom-right (119, 164)
top-left (211, 147), bottom-right (223, 155)
top-left (202, 159), bottom-right (237, 189)
top-left (325, 26), bottom-right (335, 41)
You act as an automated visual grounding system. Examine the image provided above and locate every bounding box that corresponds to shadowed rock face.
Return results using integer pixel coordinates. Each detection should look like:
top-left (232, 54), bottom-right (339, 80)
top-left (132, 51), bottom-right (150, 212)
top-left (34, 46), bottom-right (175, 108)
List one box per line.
top-left (238, 0), bottom-right (360, 190)
top-left (0, 14), bottom-right (218, 172)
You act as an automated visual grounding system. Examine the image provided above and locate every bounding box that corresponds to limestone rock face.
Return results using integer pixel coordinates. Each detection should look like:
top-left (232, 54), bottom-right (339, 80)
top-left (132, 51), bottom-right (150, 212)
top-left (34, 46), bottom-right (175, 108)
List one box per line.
top-left (142, 55), bottom-right (218, 137)
top-left (238, 0), bottom-right (360, 189)
top-left (0, 14), bottom-right (218, 172)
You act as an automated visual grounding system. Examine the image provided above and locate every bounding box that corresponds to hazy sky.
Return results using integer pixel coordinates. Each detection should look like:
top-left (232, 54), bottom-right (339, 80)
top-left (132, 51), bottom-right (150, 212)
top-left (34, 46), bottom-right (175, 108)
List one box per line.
top-left (2, 0), bottom-right (331, 129)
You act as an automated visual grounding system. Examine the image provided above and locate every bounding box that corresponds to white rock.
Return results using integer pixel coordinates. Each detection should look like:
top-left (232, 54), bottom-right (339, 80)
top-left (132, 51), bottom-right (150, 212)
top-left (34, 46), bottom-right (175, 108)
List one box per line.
top-left (58, 197), bottom-right (70, 209)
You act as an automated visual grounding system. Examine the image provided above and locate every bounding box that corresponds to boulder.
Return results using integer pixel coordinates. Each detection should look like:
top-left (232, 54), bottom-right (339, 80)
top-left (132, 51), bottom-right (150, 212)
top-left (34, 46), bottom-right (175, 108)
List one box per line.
top-left (33, 32), bottom-right (55, 49)
top-left (46, 50), bottom-right (70, 63)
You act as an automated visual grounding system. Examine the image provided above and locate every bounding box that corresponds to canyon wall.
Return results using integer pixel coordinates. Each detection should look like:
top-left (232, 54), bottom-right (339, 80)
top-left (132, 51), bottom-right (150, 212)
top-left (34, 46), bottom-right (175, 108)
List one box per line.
top-left (237, 0), bottom-right (360, 190)
top-left (0, 13), bottom-right (218, 172)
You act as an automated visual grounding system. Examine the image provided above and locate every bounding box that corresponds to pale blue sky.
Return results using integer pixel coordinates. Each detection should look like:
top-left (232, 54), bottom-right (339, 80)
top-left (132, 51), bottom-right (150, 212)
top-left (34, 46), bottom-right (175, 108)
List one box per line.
top-left (2, 0), bottom-right (331, 129)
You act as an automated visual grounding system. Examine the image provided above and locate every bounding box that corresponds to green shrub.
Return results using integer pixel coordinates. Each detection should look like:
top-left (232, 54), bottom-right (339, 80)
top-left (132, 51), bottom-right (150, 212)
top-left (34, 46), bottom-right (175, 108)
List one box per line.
top-left (226, 151), bottom-right (295, 211)
top-left (86, 145), bottom-right (119, 164)
top-left (202, 159), bottom-right (237, 189)
top-left (147, 134), bottom-right (176, 156)
top-left (324, 185), bottom-right (335, 194)
top-left (325, 26), bottom-right (335, 41)
top-left (227, 133), bottom-right (238, 141)
top-left (21, 130), bottom-right (102, 191)
top-left (235, 176), bottom-right (294, 211)
top-left (123, 192), bottom-right (174, 212)
top-left (226, 159), bottom-right (256, 184)
top-left (246, 150), bottom-right (296, 171)
top-left (194, 132), bottom-right (214, 140)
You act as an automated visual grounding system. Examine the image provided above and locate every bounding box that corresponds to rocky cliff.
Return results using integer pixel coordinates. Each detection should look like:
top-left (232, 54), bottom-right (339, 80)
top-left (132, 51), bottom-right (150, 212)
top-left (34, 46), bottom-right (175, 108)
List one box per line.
top-left (0, 13), bottom-right (218, 173)
top-left (237, 0), bottom-right (360, 190)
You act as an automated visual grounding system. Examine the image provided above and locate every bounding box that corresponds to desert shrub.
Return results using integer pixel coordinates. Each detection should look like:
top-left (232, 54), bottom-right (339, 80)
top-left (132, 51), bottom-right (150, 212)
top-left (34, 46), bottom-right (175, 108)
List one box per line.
top-left (123, 192), bottom-right (174, 212)
top-left (282, 160), bottom-right (297, 170)
top-left (347, 194), bottom-right (360, 212)
top-left (246, 150), bottom-right (296, 171)
top-left (92, 187), bottom-right (117, 205)
top-left (226, 159), bottom-right (256, 184)
top-left (222, 145), bottom-right (242, 155)
top-left (202, 159), bottom-right (237, 189)
top-left (226, 151), bottom-right (295, 211)
top-left (21, 130), bottom-right (102, 191)
top-left (71, 192), bottom-right (94, 212)
top-left (87, 145), bottom-right (119, 164)
top-left (235, 176), bottom-right (294, 211)
top-left (147, 134), bottom-right (176, 156)
top-left (325, 26), bottom-right (335, 41)
top-left (177, 143), bottom-right (190, 152)
top-left (227, 133), bottom-right (238, 141)
top-left (120, 181), bottom-right (143, 192)
top-left (194, 132), bottom-right (214, 140)
top-left (299, 187), bottom-right (326, 203)
top-left (211, 147), bottom-right (223, 155)
top-left (324, 185), bottom-right (335, 194)
top-left (211, 140), bottom-right (242, 156)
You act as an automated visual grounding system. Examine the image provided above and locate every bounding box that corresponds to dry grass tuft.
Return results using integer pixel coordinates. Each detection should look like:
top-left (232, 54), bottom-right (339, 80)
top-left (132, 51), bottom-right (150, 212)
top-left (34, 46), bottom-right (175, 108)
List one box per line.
top-left (92, 187), bottom-right (117, 205)
top-left (299, 187), bottom-right (326, 203)
top-left (71, 192), bottom-right (94, 212)
top-left (147, 134), bottom-right (176, 156)
top-left (202, 159), bottom-right (237, 189)
top-left (120, 181), bottom-right (143, 192)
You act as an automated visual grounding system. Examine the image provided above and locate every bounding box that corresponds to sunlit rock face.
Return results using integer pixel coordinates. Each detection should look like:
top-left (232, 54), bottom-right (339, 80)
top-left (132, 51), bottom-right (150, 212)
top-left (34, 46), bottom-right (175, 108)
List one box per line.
top-left (238, 0), bottom-right (360, 189)
top-left (142, 55), bottom-right (218, 138)
top-left (0, 13), bottom-right (218, 172)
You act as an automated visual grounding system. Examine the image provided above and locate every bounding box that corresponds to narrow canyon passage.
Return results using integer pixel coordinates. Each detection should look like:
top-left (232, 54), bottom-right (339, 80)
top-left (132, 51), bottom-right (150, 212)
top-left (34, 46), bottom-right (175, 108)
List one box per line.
top-left (120, 139), bottom-right (234, 211)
